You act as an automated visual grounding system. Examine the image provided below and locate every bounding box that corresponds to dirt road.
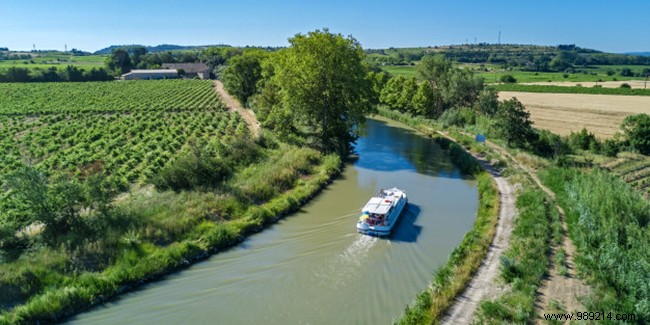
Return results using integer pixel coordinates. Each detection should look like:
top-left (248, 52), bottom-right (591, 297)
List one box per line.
top-left (437, 133), bottom-right (517, 325)
top-left (213, 80), bottom-right (260, 137)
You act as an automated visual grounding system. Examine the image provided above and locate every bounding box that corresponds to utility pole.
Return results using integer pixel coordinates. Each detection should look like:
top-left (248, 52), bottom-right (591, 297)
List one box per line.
top-left (498, 31), bottom-right (501, 45)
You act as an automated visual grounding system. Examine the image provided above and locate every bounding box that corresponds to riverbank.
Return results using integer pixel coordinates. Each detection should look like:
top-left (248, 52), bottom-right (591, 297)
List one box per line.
top-left (0, 143), bottom-right (342, 324)
top-left (373, 108), bottom-right (504, 324)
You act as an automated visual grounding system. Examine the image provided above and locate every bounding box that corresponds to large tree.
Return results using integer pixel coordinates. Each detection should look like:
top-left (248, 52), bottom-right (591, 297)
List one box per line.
top-left (270, 29), bottom-right (372, 153)
top-left (621, 113), bottom-right (650, 155)
top-left (496, 98), bottom-right (534, 147)
top-left (106, 49), bottom-right (132, 74)
top-left (222, 49), bottom-right (268, 105)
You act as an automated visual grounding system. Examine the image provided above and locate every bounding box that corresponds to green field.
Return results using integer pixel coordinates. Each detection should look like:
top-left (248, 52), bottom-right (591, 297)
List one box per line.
top-left (380, 64), bottom-right (648, 83)
top-left (0, 79), bottom-right (220, 114)
top-left (0, 53), bottom-right (106, 70)
top-left (0, 80), bottom-right (238, 186)
top-left (491, 83), bottom-right (650, 96)
top-left (380, 65), bottom-right (418, 78)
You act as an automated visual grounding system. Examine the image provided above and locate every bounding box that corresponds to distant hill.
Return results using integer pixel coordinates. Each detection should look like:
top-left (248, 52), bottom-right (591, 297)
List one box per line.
top-left (625, 52), bottom-right (650, 57)
top-left (94, 44), bottom-right (230, 55)
top-left (365, 44), bottom-right (650, 66)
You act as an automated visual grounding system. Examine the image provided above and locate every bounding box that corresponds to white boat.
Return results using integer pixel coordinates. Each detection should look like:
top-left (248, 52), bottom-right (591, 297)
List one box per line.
top-left (357, 187), bottom-right (408, 236)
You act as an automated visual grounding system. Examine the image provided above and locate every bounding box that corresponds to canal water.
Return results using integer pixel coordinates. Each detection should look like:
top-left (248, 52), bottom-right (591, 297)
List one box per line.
top-left (68, 117), bottom-right (478, 324)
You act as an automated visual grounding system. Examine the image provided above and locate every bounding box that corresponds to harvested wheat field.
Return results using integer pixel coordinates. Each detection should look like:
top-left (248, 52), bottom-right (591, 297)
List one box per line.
top-left (499, 91), bottom-right (650, 138)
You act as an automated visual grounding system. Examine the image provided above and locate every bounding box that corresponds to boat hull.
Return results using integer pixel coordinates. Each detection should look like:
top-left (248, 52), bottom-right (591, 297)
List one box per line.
top-left (356, 188), bottom-right (408, 237)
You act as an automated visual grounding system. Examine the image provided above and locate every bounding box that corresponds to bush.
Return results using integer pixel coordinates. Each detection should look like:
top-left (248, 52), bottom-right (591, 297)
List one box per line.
top-left (500, 74), bottom-right (517, 83)
top-left (154, 144), bottom-right (233, 191)
top-left (620, 83), bottom-right (632, 89)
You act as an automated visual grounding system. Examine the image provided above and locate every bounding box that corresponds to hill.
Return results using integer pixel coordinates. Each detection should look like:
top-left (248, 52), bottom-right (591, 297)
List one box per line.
top-left (94, 43), bottom-right (230, 54)
top-left (365, 44), bottom-right (650, 67)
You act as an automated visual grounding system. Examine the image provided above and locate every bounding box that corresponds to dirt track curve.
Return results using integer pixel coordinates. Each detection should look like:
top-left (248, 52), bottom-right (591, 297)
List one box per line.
top-left (438, 133), bottom-right (517, 325)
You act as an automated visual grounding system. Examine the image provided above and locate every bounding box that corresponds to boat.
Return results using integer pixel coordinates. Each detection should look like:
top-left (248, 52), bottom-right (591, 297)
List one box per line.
top-left (356, 187), bottom-right (408, 236)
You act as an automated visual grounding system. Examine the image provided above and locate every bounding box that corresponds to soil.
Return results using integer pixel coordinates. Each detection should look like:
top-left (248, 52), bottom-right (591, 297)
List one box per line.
top-left (213, 80), bottom-right (260, 137)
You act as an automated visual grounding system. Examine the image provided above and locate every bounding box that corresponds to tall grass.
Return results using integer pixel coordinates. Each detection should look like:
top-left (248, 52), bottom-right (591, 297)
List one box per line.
top-left (0, 147), bottom-right (342, 323)
top-left (540, 167), bottom-right (650, 324)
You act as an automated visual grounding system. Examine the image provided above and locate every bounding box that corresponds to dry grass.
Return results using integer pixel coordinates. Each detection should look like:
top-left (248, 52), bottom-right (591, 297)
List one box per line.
top-left (499, 91), bottom-right (650, 138)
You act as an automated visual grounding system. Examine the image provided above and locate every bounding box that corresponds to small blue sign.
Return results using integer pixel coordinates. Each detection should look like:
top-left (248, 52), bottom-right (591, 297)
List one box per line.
top-left (475, 134), bottom-right (486, 143)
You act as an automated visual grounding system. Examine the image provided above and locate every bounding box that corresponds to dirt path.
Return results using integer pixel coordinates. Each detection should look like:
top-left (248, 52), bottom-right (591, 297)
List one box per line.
top-left (438, 133), bottom-right (590, 324)
top-left (438, 133), bottom-right (518, 325)
top-left (213, 80), bottom-right (260, 137)
top-left (476, 139), bottom-right (590, 322)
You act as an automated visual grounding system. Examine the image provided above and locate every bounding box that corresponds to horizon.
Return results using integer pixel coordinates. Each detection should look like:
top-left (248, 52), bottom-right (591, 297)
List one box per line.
top-left (2, 0), bottom-right (650, 53)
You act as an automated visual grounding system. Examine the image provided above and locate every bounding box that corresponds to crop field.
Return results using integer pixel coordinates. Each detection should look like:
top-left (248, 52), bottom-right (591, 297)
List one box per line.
top-left (0, 80), bottom-right (245, 188)
top-left (498, 91), bottom-right (650, 138)
top-left (600, 152), bottom-right (650, 199)
top-left (380, 64), bottom-right (648, 83)
top-left (0, 53), bottom-right (106, 70)
top-left (492, 84), bottom-right (650, 96)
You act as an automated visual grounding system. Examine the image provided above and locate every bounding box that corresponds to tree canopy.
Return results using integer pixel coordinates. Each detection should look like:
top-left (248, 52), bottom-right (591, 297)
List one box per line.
top-left (621, 113), bottom-right (650, 155)
top-left (259, 29), bottom-right (372, 154)
top-left (496, 97), bottom-right (534, 147)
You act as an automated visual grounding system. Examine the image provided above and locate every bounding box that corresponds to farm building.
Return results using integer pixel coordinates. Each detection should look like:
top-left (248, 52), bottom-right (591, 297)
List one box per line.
top-left (162, 63), bottom-right (211, 79)
top-left (121, 69), bottom-right (178, 80)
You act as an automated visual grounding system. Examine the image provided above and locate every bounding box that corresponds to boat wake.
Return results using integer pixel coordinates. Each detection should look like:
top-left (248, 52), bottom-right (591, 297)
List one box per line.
top-left (313, 235), bottom-right (377, 288)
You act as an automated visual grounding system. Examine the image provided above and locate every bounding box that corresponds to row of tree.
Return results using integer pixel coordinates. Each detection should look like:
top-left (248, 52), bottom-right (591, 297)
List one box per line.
top-left (0, 66), bottom-right (113, 83)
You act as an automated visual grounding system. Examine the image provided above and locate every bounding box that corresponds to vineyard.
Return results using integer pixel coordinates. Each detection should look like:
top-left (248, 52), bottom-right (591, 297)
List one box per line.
top-left (601, 152), bottom-right (650, 199)
top-left (0, 80), bottom-right (244, 188)
top-left (0, 79), bottom-right (222, 114)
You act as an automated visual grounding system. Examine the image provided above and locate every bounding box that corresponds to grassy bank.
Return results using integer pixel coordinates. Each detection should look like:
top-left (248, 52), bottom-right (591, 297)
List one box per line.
top-left (0, 143), bottom-right (341, 324)
top-left (375, 109), bottom-right (500, 325)
top-left (491, 84), bottom-right (650, 96)
top-left (540, 167), bottom-right (650, 324)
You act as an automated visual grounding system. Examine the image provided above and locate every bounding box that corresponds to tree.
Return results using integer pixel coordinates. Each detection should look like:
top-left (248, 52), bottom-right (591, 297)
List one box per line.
top-left (270, 29), bottom-right (372, 154)
top-left (131, 46), bottom-right (147, 67)
top-left (496, 98), bottom-right (534, 147)
top-left (620, 114), bottom-right (650, 155)
top-left (475, 88), bottom-right (499, 116)
top-left (379, 76), bottom-right (405, 110)
top-left (106, 49), bottom-right (132, 74)
top-left (620, 68), bottom-right (633, 77)
top-left (417, 55), bottom-right (452, 87)
top-left (412, 81), bottom-right (436, 117)
top-left (221, 49), bottom-right (268, 105)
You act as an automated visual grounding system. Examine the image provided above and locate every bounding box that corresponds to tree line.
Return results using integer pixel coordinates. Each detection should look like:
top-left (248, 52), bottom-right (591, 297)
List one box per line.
top-left (0, 66), bottom-right (113, 83)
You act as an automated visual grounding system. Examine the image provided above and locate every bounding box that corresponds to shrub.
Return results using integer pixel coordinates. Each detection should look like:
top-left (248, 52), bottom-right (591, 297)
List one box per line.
top-left (620, 83), bottom-right (632, 89)
top-left (500, 74), bottom-right (517, 83)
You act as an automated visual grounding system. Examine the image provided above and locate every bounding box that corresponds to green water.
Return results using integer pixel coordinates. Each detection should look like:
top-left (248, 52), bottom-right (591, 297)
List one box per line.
top-left (68, 117), bottom-right (478, 324)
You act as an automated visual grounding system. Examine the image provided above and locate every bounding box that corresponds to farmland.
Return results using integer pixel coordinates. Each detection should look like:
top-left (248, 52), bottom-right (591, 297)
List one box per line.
top-left (0, 78), bottom-right (341, 322)
top-left (0, 53), bottom-right (106, 70)
top-left (0, 80), bottom-right (237, 185)
top-left (498, 91), bottom-right (650, 137)
top-left (380, 64), bottom-right (647, 83)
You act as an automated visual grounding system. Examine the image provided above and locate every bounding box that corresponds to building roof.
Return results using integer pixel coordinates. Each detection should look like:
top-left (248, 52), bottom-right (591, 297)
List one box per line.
top-left (162, 63), bottom-right (210, 73)
top-left (121, 69), bottom-right (178, 77)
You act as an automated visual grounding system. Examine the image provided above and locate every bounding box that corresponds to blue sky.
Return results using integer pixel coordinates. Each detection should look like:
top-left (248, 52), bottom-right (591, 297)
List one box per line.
top-left (2, 0), bottom-right (648, 53)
